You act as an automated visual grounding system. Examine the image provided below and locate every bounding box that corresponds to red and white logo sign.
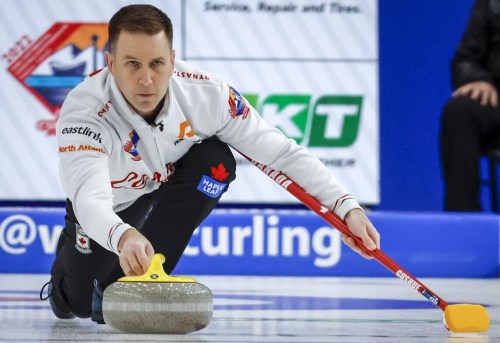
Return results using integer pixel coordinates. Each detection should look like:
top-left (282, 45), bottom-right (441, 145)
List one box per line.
top-left (6, 23), bottom-right (108, 135)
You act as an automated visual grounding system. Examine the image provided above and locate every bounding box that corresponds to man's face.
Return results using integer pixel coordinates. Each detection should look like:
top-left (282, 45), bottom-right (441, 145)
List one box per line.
top-left (105, 30), bottom-right (175, 119)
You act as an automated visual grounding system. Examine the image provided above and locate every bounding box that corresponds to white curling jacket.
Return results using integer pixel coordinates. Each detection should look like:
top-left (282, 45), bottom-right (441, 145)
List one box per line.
top-left (57, 60), bottom-right (361, 254)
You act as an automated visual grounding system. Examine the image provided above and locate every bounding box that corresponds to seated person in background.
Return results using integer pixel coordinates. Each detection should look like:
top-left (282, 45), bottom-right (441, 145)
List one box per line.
top-left (440, 0), bottom-right (500, 211)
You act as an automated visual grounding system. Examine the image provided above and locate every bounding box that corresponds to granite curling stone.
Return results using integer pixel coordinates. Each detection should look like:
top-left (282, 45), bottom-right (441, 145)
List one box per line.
top-left (103, 254), bottom-right (213, 334)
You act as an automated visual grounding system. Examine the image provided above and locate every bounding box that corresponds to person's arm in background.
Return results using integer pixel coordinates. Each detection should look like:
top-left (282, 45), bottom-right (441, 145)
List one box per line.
top-left (452, 0), bottom-right (498, 107)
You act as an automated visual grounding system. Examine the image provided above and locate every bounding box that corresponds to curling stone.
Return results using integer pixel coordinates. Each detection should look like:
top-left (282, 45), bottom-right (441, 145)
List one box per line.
top-left (103, 254), bottom-right (212, 334)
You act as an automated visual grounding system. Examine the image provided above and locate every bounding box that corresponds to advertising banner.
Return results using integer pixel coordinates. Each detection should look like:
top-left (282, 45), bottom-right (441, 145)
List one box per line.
top-left (0, 0), bottom-right (379, 204)
top-left (0, 208), bottom-right (497, 277)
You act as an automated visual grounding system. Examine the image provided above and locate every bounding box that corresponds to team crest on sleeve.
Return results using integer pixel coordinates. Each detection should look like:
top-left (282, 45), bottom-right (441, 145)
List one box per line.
top-left (228, 85), bottom-right (250, 119)
top-left (75, 224), bottom-right (92, 254)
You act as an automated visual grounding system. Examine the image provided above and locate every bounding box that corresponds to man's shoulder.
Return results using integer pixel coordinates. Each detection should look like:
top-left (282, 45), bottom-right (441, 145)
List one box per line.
top-left (172, 60), bottom-right (222, 86)
top-left (60, 68), bottom-right (112, 120)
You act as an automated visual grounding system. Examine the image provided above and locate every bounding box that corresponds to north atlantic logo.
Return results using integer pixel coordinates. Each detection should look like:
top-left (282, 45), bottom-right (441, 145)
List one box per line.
top-left (6, 23), bottom-right (108, 135)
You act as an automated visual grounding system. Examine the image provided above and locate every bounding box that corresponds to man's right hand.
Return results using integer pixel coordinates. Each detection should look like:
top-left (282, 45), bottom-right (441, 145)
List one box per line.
top-left (117, 228), bottom-right (155, 276)
top-left (453, 80), bottom-right (498, 107)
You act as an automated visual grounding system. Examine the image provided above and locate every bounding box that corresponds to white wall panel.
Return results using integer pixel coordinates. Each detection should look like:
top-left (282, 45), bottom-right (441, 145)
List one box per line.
top-left (0, 0), bottom-right (378, 204)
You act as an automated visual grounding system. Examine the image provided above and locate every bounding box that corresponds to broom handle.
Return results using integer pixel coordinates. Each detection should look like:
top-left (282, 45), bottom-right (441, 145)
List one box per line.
top-left (242, 153), bottom-right (449, 311)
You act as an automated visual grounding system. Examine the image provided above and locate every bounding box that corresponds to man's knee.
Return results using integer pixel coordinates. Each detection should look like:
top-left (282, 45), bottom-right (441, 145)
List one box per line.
top-left (51, 218), bottom-right (118, 318)
top-left (178, 136), bottom-right (236, 183)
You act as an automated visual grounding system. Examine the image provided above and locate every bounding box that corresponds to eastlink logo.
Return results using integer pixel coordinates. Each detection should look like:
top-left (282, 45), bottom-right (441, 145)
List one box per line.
top-left (0, 214), bottom-right (63, 254)
top-left (61, 126), bottom-right (102, 143)
top-left (184, 214), bottom-right (342, 267)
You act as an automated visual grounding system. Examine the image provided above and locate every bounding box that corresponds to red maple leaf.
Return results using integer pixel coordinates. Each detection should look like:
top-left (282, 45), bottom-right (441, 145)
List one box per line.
top-left (211, 163), bottom-right (229, 182)
top-left (79, 237), bottom-right (87, 245)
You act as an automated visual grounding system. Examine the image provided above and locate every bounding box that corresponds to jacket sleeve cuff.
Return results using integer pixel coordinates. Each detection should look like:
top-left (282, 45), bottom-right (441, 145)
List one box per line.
top-left (107, 223), bottom-right (134, 254)
top-left (333, 197), bottom-right (363, 220)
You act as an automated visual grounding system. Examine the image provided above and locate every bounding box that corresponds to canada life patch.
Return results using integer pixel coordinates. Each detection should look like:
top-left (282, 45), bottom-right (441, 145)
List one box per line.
top-left (228, 85), bottom-right (249, 119)
top-left (197, 163), bottom-right (229, 198)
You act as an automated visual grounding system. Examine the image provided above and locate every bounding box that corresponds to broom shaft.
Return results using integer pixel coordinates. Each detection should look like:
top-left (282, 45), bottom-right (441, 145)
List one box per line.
top-left (244, 154), bottom-right (449, 311)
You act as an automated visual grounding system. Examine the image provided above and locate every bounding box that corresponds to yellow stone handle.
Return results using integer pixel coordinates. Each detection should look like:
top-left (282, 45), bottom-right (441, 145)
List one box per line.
top-left (118, 253), bottom-right (197, 283)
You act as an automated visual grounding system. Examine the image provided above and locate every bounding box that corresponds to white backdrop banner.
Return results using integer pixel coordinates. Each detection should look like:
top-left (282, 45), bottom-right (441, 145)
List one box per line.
top-left (0, 0), bottom-right (379, 204)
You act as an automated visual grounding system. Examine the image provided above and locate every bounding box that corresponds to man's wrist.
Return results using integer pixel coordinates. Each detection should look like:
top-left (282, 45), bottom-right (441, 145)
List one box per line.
top-left (116, 226), bottom-right (136, 253)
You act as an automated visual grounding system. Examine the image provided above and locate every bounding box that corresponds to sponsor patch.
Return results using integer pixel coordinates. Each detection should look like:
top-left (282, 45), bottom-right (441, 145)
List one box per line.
top-left (173, 70), bottom-right (210, 80)
top-left (75, 224), bottom-right (92, 254)
top-left (59, 144), bottom-right (106, 154)
top-left (124, 130), bottom-right (142, 161)
top-left (228, 85), bottom-right (249, 119)
top-left (61, 126), bottom-right (102, 143)
top-left (97, 100), bottom-right (112, 117)
top-left (197, 175), bottom-right (227, 198)
top-left (174, 120), bottom-right (201, 145)
top-left (211, 162), bottom-right (229, 182)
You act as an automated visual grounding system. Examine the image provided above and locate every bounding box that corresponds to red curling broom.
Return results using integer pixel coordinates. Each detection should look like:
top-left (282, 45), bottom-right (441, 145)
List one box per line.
top-left (241, 152), bottom-right (490, 333)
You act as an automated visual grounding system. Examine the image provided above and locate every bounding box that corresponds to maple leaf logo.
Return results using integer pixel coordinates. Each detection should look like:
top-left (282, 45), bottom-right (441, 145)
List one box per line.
top-left (79, 237), bottom-right (87, 245)
top-left (211, 163), bottom-right (229, 182)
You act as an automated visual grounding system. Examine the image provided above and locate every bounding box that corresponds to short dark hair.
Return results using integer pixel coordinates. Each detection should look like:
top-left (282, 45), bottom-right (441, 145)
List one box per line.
top-left (108, 4), bottom-right (173, 52)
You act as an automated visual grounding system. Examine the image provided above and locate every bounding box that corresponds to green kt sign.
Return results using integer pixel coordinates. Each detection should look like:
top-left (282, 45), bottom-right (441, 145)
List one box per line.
top-left (244, 94), bottom-right (362, 147)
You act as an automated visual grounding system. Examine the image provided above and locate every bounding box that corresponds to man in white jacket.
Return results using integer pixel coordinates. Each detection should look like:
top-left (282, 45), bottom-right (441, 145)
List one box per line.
top-left (42, 4), bottom-right (380, 323)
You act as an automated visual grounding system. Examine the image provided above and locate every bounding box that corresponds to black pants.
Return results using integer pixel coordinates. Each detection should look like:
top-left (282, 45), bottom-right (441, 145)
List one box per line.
top-left (440, 96), bottom-right (500, 211)
top-left (50, 137), bottom-right (236, 317)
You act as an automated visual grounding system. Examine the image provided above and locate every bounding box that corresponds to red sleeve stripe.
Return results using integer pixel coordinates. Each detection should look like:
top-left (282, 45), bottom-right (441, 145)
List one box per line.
top-left (107, 223), bottom-right (121, 252)
top-left (333, 194), bottom-right (352, 211)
